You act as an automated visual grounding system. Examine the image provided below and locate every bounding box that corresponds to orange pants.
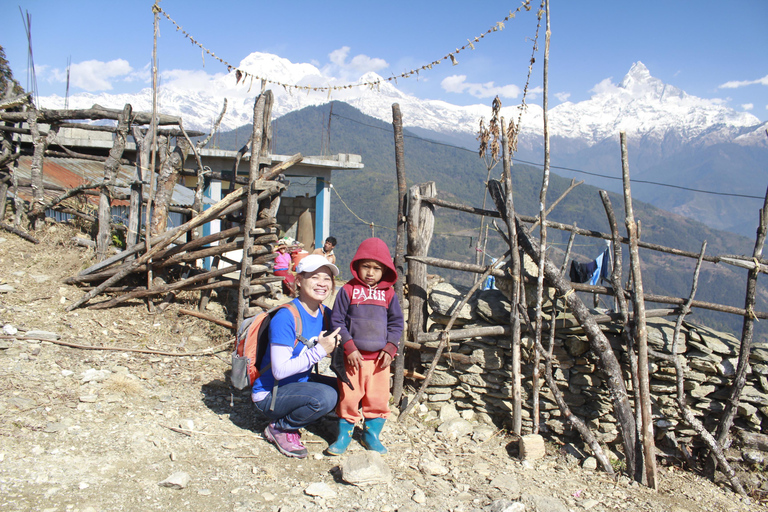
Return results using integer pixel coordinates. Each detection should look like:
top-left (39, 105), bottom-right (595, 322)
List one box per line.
top-left (336, 359), bottom-right (390, 423)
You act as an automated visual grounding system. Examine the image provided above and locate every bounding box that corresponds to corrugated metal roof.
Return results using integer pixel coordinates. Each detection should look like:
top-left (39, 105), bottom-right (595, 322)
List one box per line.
top-left (12, 155), bottom-right (211, 208)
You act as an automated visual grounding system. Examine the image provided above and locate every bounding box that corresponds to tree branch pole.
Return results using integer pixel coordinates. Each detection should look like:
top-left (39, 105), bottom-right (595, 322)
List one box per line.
top-left (0, 105), bottom-right (179, 126)
top-left (184, 100), bottom-right (226, 241)
top-left (11, 129), bottom-right (23, 228)
top-left (528, 179), bottom-right (583, 231)
top-left (620, 132), bottom-right (657, 488)
top-left (128, 124), bottom-right (150, 250)
top-left (392, 103), bottom-right (408, 404)
top-left (236, 92), bottom-right (269, 332)
top-left (420, 196), bottom-right (746, 269)
top-left (498, 119), bottom-right (524, 435)
top-left (89, 264), bottom-right (244, 309)
top-left (560, 226), bottom-right (577, 275)
top-left (406, 253), bottom-right (768, 321)
top-left (532, 297), bottom-right (615, 475)
top-left (402, 182), bottom-right (436, 413)
top-left (715, 184), bottom-right (768, 454)
top-left (669, 242), bottom-right (746, 494)
top-left (97, 104), bottom-right (131, 261)
top-left (514, 215), bottom-right (638, 480)
top-left (532, 0), bottom-right (552, 435)
top-left (146, 2), bottom-right (161, 309)
top-left (0, 221), bottom-right (39, 243)
top-left (600, 190), bottom-right (643, 477)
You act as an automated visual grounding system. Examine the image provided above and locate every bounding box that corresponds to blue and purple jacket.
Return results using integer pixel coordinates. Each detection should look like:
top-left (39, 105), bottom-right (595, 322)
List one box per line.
top-left (330, 237), bottom-right (404, 360)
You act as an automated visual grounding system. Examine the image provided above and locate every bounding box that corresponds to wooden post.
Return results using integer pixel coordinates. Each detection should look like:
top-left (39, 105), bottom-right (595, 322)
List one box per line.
top-left (532, 2), bottom-right (552, 435)
top-left (399, 182), bottom-right (436, 416)
top-left (26, 107), bottom-right (55, 230)
top-left (620, 132), bottom-right (657, 488)
top-left (97, 104), bottom-right (131, 261)
top-left (128, 124), bottom-right (152, 251)
top-left (498, 120), bottom-right (523, 436)
top-left (600, 189), bottom-right (644, 476)
top-left (145, 2), bottom-right (161, 307)
top-left (150, 135), bottom-right (188, 236)
top-left (236, 91), bottom-right (271, 332)
top-left (392, 103), bottom-right (408, 404)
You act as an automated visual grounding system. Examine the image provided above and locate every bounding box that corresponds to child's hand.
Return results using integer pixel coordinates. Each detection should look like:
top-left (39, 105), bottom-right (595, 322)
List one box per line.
top-left (376, 351), bottom-right (393, 368)
top-left (346, 350), bottom-right (363, 372)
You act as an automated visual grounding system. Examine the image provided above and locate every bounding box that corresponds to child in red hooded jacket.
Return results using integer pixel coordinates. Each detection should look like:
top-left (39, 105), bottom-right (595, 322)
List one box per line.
top-left (326, 238), bottom-right (404, 455)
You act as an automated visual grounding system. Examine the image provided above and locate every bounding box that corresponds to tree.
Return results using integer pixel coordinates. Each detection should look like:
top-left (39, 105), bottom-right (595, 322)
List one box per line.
top-left (0, 45), bottom-right (25, 97)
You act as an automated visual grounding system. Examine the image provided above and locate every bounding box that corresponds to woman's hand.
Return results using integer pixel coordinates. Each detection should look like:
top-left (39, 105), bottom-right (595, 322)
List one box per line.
top-left (317, 328), bottom-right (341, 356)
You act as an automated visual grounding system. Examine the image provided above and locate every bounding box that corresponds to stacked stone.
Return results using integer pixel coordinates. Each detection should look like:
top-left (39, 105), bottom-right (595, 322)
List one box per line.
top-left (420, 281), bottom-right (768, 450)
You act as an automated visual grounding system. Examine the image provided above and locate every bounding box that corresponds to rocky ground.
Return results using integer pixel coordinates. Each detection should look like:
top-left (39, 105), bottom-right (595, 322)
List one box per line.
top-left (0, 220), bottom-right (764, 512)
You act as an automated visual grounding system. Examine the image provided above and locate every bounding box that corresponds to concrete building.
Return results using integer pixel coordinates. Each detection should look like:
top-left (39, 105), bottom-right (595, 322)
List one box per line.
top-left (10, 126), bottom-right (364, 251)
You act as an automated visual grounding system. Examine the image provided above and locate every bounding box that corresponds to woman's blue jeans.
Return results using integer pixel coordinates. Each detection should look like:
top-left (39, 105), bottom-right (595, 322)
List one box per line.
top-left (253, 375), bottom-right (337, 432)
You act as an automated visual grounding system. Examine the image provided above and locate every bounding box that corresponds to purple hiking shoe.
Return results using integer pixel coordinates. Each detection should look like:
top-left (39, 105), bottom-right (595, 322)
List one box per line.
top-left (264, 424), bottom-right (308, 458)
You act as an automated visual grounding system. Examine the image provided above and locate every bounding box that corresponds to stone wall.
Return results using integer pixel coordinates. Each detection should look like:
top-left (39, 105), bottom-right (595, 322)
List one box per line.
top-left (420, 281), bottom-right (768, 450)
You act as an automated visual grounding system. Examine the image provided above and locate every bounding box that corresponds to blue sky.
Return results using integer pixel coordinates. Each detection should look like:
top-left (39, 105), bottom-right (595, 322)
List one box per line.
top-left (3, 0), bottom-right (767, 122)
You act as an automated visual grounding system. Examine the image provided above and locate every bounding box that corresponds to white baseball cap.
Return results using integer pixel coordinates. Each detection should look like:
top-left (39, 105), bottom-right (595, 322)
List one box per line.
top-left (295, 254), bottom-right (339, 276)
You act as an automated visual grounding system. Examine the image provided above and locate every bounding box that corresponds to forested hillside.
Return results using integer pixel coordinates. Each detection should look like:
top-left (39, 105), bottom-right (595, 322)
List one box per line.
top-left (215, 101), bottom-right (765, 338)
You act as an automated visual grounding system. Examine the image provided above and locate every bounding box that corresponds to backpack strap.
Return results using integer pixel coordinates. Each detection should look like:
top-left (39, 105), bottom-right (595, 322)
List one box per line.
top-left (320, 303), bottom-right (332, 331)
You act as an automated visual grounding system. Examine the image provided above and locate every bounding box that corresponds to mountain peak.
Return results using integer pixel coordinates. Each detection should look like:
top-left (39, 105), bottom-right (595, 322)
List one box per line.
top-left (618, 61), bottom-right (674, 98)
top-left (626, 61), bottom-right (650, 81)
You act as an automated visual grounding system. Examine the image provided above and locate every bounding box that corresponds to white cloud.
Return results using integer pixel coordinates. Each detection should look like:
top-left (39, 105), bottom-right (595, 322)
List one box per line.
top-left (742, 103), bottom-right (754, 111)
top-left (526, 86), bottom-right (543, 100)
top-left (43, 59), bottom-right (140, 92)
top-left (718, 74), bottom-right (768, 89)
top-left (555, 92), bottom-right (571, 102)
top-left (160, 68), bottom-right (226, 92)
top-left (323, 46), bottom-right (388, 81)
top-left (64, 59), bottom-right (134, 92)
top-left (125, 63), bottom-right (151, 84)
top-left (440, 74), bottom-right (521, 99)
top-left (590, 77), bottom-right (619, 95)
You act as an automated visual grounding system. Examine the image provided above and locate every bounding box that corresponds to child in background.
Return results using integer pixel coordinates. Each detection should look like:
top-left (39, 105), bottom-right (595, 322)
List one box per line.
top-left (326, 237), bottom-right (404, 455)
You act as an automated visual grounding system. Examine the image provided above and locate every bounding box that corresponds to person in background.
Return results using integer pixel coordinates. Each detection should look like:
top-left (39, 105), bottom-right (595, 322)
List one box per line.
top-left (253, 254), bottom-right (342, 458)
top-left (273, 239), bottom-right (295, 296)
top-left (326, 237), bottom-right (403, 455)
top-left (313, 236), bottom-right (337, 265)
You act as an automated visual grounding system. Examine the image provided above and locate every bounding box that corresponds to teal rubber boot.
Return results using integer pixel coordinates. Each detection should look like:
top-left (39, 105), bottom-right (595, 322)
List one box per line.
top-left (326, 419), bottom-right (354, 456)
top-left (361, 417), bottom-right (387, 454)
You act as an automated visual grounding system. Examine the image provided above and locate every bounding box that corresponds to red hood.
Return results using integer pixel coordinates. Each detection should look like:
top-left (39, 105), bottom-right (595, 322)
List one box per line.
top-left (349, 237), bottom-right (397, 289)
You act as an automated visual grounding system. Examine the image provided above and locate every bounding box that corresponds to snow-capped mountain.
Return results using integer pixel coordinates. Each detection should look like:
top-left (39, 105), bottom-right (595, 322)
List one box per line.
top-left (546, 63), bottom-right (765, 146)
top-left (37, 52), bottom-right (768, 236)
top-left (38, 53), bottom-right (766, 150)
